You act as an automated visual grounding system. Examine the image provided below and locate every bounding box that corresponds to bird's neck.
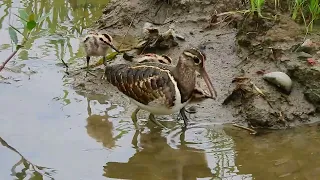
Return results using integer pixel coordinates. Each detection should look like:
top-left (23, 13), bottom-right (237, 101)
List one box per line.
top-left (173, 59), bottom-right (196, 103)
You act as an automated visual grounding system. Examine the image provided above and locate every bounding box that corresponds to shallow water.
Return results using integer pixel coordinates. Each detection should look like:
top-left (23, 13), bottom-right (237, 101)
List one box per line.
top-left (1, 0), bottom-right (320, 180)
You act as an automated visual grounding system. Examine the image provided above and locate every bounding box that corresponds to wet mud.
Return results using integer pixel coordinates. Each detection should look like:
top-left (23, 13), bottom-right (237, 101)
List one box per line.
top-left (71, 0), bottom-right (320, 129)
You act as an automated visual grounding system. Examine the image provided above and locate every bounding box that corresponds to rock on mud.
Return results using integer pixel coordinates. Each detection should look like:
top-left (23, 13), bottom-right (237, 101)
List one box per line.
top-left (263, 72), bottom-right (293, 94)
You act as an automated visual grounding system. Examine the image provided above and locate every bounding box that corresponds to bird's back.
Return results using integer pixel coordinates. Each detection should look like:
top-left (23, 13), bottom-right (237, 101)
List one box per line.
top-left (105, 62), bottom-right (182, 113)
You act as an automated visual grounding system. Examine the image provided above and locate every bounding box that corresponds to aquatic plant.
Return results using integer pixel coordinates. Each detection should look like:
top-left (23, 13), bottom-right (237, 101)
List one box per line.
top-left (0, 9), bottom-right (50, 72)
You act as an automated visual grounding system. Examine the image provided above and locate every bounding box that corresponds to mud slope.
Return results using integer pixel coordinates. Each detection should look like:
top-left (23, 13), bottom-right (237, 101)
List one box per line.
top-left (71, 0), bottom-right (320, 129)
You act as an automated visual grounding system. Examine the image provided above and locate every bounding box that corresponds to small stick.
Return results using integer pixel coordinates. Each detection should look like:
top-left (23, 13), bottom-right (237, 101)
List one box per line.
top-left (232, 123), bottom-right (257, 135)
top-left (0, 50), bottom-right (19, 72)
top-left (118, 13), bottom-right (138, 50)
top-left (60, 58), bottom-right (69, 69)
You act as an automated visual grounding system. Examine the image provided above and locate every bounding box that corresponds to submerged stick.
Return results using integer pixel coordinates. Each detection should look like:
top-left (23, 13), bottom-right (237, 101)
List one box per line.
top-left (232, 123), bottom-right (257, 135)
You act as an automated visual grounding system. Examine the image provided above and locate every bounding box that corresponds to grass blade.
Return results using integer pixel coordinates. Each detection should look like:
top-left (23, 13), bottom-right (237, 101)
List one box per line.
top-left (36, 12), bottom-right (51, 23)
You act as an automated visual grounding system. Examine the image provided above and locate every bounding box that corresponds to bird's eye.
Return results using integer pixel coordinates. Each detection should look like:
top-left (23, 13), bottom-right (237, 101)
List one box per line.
top-left (99, 37), bottom-right (108, 44)
top-left (193, 57), bottom-right (201, 64)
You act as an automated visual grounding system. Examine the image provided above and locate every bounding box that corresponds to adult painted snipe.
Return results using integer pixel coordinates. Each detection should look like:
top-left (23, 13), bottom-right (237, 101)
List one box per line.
top-left (105, 48), bottom-right (217, 128)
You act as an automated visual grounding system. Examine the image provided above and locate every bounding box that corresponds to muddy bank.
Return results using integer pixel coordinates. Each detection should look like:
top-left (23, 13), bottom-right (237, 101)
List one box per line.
top-left (71, 0), bottom-right (320, 129)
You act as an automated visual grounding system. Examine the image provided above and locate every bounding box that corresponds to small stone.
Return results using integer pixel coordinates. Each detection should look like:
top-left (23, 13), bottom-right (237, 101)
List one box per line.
top-left (301, 38), bottom-right (313, 47)
top-left (263, 71), bottom-right (293, 94)
top-left (297, 39), bottom-right (316, 53)
top-left (297, 52), bottom-right (313, 58)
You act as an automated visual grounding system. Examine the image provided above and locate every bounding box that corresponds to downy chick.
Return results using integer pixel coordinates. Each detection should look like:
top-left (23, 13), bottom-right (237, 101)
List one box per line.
top-left (82, 32), bottom-right (120, 76)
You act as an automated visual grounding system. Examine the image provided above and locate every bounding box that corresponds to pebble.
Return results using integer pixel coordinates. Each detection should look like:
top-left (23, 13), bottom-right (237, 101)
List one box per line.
top-left (263, 72), bottom-right (293, 94)
top-left (297, 52), bottom-right (313, 58)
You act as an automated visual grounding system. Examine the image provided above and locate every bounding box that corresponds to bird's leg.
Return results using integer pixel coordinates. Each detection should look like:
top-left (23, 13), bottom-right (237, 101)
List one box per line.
top-left (131, 107), bottom-right (140, 129)
top-left (85, 56), bottom-right (97, 77)
top-left (86, 56), bottom-right (90, 69)
top-left (149, 113), bottom-right (167, 129)
top-left (179, 107), bottom-right (189, 128)
top-left (101, 56), bottom-right (107, 80)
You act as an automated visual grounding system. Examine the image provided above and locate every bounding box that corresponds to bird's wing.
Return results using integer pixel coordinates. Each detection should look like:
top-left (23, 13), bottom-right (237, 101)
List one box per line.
top-left (105, 63), bottom-right (177, 107)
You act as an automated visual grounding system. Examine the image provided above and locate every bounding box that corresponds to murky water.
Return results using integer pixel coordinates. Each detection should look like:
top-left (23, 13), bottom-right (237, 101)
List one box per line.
top-left (1, 0), bottom-right (320, 180)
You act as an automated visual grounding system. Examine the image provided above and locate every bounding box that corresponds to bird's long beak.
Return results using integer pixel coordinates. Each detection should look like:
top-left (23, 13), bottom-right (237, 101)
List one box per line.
top-left (200, 68), bottom-right (217, 99)
top-left (109, 44), bottom-right (120, 53)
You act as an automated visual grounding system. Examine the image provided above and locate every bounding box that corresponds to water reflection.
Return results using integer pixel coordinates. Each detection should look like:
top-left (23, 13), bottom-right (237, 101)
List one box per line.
top-left (103, 125), bottom-right (213, 180)
top-left (0, 0), bottom-right (110, 69)
top-left (227, 124), bottom-right (320, 180)
top-left (0, 136), bottom-right (55, 179)
top-left (86, 114), bottom-right (116, 149)
top-left (83, 91), bottom-right (127, 149)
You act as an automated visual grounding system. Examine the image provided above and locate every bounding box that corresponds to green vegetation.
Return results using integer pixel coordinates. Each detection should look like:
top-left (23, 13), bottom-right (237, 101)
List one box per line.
top-left (248, 0), bottom-right (320, 32)
top-left (0, 9), bottom-right (50, 72)
top-left (250, 0), bottom-right (265, 17)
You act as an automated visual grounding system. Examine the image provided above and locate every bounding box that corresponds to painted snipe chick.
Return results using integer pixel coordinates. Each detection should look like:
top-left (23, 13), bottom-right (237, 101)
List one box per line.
top-left (105, 48), bottom-right (217, 128)
top-left (82, 32), bottom-right (120, 75)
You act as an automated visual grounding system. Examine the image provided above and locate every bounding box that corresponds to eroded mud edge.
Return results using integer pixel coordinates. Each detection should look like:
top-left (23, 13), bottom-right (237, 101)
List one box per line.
top-left (70, 0), bottom-right (320, 130)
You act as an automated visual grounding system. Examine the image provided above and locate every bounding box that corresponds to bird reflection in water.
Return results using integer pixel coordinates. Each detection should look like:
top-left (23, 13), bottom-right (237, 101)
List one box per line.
top-left (0, 137), bottom-right (56, 179)
top-left (86, 114), bottom-right (116, 149)
top-left (103, 125), bottom-right (215, 180)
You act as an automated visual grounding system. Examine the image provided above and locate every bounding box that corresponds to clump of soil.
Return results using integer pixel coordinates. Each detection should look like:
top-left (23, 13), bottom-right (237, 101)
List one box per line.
top-left (71, 0), bottom-right (320, 130)
top-left (231, 12), bottom-right (320, 129)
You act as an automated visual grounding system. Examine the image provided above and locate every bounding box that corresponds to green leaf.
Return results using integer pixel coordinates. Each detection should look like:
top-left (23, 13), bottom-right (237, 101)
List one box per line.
top-left (9, 25), bottom-right (24, 36)
top-left (106, 52), bottom-right (119, 61)
top-left (18, 9), bottom-right (28, 25)
top-left (27, 20), bottom-right (36, 30)
top-left (37, 12), bottom-right (52, 23)
top-left (28, 13), bottom-right (35, 21)
top-left (8, 27), bottom-right (18, 45)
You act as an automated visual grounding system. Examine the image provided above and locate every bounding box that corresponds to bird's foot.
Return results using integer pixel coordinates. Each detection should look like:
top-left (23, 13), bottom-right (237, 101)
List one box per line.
top-left (179, 107), bottom-right (189, 128)
top-left (101, 74), bottom-right (106, 80)
top-left (149, 114), bottom-right (168, 129)
top-left (85, 68), bottom-right (97, 78)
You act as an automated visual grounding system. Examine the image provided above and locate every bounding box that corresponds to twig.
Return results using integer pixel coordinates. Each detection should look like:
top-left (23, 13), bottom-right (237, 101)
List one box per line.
top-left (118, 13), bottom-right (138, 50)
top-left (233, 123), bottom-right (257, 135)
top-left (60, 58), bottom-right (69, 75)
top-left (0, 49), bottom-right (19, 72)
top-left (60, 58), bottom-right (69, 69)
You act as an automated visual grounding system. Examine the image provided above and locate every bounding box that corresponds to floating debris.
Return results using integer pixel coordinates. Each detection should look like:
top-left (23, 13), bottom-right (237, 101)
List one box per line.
top-left (262, 71), bottom-right (292, 94)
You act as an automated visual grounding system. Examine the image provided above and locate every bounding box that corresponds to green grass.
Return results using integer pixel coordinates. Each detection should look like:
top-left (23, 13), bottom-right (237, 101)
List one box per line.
top-left (307, 0), bottom-right (320, 31)
top-left (250, 0), bottom-right (266, 17)
top-left (246, 0), bottom-right (320, 33)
